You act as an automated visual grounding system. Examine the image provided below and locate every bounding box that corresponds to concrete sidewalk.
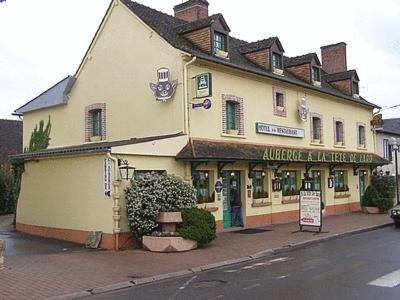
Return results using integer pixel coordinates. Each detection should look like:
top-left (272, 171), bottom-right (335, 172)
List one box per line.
top-left (0, 213), bottom-right (393, 300)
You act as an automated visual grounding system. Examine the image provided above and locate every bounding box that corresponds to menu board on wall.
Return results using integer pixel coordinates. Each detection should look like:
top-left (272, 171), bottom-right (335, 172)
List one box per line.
top-left (299, 190), bottom-right (322, 230)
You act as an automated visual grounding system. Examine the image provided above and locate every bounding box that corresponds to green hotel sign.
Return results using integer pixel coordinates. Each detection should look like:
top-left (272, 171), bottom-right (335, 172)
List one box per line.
top-left (263, 147), bottom-right (374, 164)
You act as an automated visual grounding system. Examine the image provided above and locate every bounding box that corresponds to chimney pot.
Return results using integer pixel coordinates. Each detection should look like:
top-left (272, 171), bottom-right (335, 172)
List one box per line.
top-left (321, 42), bottom-right (347, 74)
top-left (174, 0), bottom-right (209, 22)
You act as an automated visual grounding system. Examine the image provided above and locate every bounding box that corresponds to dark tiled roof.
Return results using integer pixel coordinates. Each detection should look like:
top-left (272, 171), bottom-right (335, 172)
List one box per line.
top-left (237, 37), bottom-right (278, 54)
top-left (323, 70), bottom-right (359, 83)
top-left (119, 1), bottom-right (379, 109)
top-left (176, 139), bottom-right (388, 165)
top-left (10, 132), bottom-right (184, 160)
top-left (175, 14), bottom-right (229, 34)
top-left (284, 53), bottom-right (321, 68)
top-left (14, 76), bottom-right (76, 116)
top-left (376, 118), bottom-right (400, 136)
top-left (0, 119), bottom-right (23, 163)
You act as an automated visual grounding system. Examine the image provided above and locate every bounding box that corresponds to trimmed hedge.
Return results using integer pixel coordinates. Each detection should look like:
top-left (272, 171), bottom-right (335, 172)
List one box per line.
top-left (178, 208), bottom-right (216, 247)
top-left (0, 166), bottom-right (16, 215)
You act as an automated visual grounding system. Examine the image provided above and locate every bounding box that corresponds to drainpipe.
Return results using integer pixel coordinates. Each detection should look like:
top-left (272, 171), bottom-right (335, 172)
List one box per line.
top-left (107, 152), bottom-right (121, 251)
top-left (183, 55), bottom-right (197, 135)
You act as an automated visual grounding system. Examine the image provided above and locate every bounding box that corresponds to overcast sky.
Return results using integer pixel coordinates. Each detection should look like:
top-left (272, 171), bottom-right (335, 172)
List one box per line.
top-left (1, 0), bottom-right (399, 120)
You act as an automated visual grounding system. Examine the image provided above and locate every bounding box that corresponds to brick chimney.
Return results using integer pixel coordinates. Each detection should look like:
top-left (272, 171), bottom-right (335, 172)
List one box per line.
top-left (320, 42), bottom-right (347, 74)
top-left (174, 0), bottom-right (209, 22)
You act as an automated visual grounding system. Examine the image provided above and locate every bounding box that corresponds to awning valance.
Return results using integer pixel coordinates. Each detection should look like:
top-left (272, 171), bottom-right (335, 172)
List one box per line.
top-left (176, 139), bottom-right (389, 166)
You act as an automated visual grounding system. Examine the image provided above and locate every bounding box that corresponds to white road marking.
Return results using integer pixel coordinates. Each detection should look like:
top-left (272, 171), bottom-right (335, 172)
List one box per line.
top-left (269, 257), bottom-right (292, 263)
top-left (302, 266), bottom-right (316, 272)
top-left (253, 262), bottom-right (266, 266)
top-left (275, 275), bottom-right (287, 279)
top-left (242, 266), bottom-right (254, 270)
top-left (368, 269), bottom-right (400, 288)
top-left (178, 275), bottom-right (197, 290)
top-left (242, 283), bottom-right (261, 290)
top-left (224, 269), bottom-right (238, 273)
top-left (208, 295), bottom-right (224, 300)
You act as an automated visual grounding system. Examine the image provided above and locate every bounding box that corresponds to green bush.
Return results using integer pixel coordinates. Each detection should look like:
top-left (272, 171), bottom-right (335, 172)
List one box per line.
top-left (178, 208), bottom-right (216, 247)
top-left (0, 165), bottom-right (16, 215)
top-left (125, 172), bottom-right (196, 240)
top-left (362, 185), bottom-right (380, 207)
top-left (375, 197), bottom-right (394, 213)
top-left (371, 175), bottom-right (396, 200)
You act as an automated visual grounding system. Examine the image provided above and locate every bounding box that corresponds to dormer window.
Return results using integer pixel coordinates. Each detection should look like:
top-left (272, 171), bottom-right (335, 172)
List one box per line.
top-left (214, 32), bottom-right (227, 52)
top-left (312, 66), bottom-right (321, 82)
top-left (352, 81), bottom-right (359, 97)
top-left (272, 52), bottom-right (283, 73)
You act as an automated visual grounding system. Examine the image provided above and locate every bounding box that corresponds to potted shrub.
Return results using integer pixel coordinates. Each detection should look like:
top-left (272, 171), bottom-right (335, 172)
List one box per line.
top-left (125, 172), bottom-right (197, 245)
top-left (178, 208), bottom-right (216, 247)
top-left (362, 185), bottom-right (380, 214)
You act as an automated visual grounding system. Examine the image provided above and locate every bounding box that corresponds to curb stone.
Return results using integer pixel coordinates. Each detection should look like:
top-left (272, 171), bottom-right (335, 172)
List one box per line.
top-left (47, 291), bottom-right (92, 300)
top-left (53, 221), bottom-right (393, 299)
top-left (91, 281), bottom-right (134, 294)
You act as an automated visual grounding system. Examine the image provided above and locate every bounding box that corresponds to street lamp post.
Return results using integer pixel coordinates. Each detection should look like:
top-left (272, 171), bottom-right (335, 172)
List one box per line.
top-left (389, 137), bottom-right (400, 205)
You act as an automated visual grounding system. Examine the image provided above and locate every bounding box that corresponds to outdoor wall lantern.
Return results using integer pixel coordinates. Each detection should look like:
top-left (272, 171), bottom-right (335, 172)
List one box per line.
top-left (118, 159), bottom-right (136, 180)
top-left (328, 176), bottom-right (334, 189)
top-left (272, 178), bottom-right (281, 192)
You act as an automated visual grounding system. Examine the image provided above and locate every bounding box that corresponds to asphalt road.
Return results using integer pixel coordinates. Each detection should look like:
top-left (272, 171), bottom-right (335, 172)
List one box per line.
top-left (89, 226), bottom-right (400, 300)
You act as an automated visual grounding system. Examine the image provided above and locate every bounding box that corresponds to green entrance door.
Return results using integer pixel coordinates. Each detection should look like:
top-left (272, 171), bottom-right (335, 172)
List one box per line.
top-left (359, 171), bottom-right (367, 203)
top-left (222, 171), bottom-right (241, 229)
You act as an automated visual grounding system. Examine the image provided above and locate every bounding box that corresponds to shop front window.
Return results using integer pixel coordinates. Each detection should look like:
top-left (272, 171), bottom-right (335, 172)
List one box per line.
top-left (334, 170), bottom-right (348, 192)
top-left (282, 171), bottom-right (298, 196)
top-left (193, 171), bottom-right (214, 204)
top-left (252, 171), bottom-right (268, 199)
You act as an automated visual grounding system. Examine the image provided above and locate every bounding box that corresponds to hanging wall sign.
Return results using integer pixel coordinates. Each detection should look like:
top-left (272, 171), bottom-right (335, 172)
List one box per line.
top-left (299, 190), bottom-right (322, 231)
top-left (256, 122), bottom-right (305, 138)
top-left (195, 73), bottom-right (212, 98)
top-left (103, 158), bottom-right (111, 197)
top-left (298, 97), bottom-right (309, 122)
top-left (192, 99), bottom-right (212, 110)
top-left (149, 68), bottom-right (177, 102)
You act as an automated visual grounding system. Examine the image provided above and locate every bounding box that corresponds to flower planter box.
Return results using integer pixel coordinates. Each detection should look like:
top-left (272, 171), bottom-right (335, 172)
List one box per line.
top-left (282, 195), bottom-right (299, 204)
top-left (142, 236), bottom-right (197, 253)
top-left (334, 192), bottom-right (351, 199)
top-left (362, 206), bottom-right (380, 214)
top-left (204, 207), bottom-right (218, 213)
top-left (252, 202), bottom-right (272, 208)
top-left (156, 212), bottom-right (182, 223)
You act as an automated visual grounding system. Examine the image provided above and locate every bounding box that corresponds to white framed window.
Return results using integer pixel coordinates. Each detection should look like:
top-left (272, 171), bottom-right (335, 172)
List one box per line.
top-left (310, 113), bottom-right (323, 144)
top-left (273, 87), bottom-right (286, 117)
top-left (334, 118), bottom-right (345, 146)
top-left (357, 123), bottom-right (366, 148)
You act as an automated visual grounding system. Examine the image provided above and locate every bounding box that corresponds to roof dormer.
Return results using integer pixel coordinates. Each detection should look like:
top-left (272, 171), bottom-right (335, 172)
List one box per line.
top-left (176, 14), bottom-right (230, 57)
top-left (284, 53), bottom-right (321, 86)
top-left (323, 70), bottom-right (360, 97)
top-left (238, 37), bottom-right (284, 74)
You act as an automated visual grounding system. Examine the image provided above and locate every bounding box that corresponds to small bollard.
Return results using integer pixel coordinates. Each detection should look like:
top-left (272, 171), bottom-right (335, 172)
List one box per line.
top-left (0, 240), bottom-right (4, 269)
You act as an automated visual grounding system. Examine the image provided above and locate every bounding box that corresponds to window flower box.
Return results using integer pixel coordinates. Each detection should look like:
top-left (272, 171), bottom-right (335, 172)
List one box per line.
top-left (273, 68), bottom-right (284, 76)
top-left (227, 129), bottom-right (239, 135)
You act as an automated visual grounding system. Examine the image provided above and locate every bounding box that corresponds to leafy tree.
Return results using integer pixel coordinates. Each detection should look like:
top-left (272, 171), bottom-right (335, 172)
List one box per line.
top-left (25, 116), bottom-right (51, 152)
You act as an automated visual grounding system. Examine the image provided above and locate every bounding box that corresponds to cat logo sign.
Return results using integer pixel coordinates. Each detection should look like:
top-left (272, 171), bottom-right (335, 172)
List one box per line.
top-left (149, 68), bottom-right (178, 102)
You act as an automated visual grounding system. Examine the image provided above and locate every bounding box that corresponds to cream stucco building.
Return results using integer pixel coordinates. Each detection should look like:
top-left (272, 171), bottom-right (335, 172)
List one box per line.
top-left (13, 0), bottom-right (387, 249)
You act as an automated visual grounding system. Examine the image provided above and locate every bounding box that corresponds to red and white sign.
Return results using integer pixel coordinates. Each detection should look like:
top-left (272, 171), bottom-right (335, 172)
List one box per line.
top-left (300, 190), bottom-right (321, 227)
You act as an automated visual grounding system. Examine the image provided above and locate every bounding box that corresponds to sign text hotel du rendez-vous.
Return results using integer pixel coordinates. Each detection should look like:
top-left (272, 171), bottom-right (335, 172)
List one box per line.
top-left (263, 147), bottom-right (374, 164)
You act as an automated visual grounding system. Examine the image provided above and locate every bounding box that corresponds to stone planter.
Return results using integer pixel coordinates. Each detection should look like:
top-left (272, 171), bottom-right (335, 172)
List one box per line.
top-left (143, 236), bottom-right (197, 252)
top-left (362, 206), bottom-right (380, 214)
top-left (143, 211), bottom-right (198, 253)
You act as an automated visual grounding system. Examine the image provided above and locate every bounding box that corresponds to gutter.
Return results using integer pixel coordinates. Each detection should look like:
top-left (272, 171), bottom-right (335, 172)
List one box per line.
top-left (107, 152), bottom-right (122, 251)
top-left (183, 55), bottom-right (197, 135)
